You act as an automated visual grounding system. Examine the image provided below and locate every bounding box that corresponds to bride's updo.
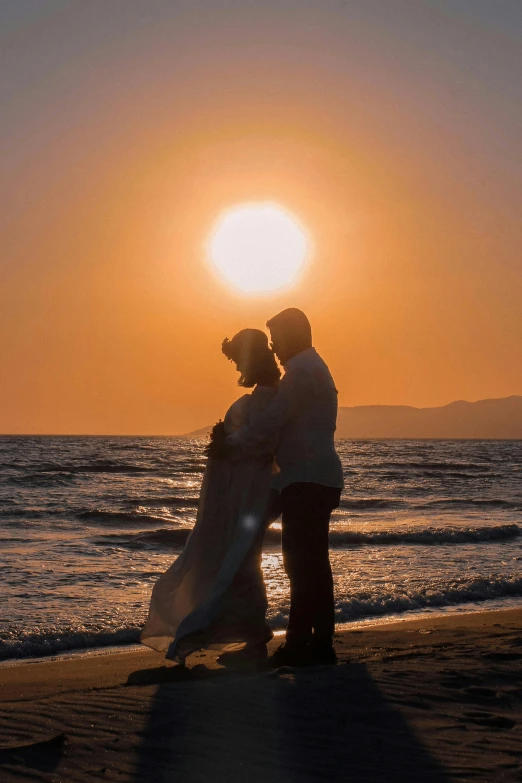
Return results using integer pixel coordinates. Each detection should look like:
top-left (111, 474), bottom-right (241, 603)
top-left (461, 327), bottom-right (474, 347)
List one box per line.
top-left (222, 329), bottom-right (281, 388)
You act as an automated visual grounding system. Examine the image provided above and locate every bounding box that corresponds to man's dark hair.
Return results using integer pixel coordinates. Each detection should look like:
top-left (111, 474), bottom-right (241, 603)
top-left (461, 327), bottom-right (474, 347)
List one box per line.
top-left (266, 308), bottom-right (312, 347)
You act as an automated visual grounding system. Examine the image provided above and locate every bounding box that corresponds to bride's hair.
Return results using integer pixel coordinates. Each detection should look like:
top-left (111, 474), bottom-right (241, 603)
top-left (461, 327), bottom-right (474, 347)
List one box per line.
top-left (222, 329), bottom-right (281, 388)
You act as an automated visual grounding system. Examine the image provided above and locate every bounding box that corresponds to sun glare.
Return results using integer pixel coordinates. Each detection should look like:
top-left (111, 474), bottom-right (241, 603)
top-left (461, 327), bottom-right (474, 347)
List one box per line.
top-left (208, 203), bottom-right (310, 293)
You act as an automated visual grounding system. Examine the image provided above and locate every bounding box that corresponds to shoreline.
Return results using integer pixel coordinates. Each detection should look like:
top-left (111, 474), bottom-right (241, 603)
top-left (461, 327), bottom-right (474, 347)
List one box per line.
top-left (1, 605), bottom-right (520, 697)
top-left (1, 606), bottom-right (520, 782)
top-left (3, 597), bottom-right (522, 669)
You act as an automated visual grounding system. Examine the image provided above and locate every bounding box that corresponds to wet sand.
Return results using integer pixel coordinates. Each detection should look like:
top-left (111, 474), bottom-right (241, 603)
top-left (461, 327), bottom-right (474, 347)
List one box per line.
top-left (1, 607), bottom-right (521, 782)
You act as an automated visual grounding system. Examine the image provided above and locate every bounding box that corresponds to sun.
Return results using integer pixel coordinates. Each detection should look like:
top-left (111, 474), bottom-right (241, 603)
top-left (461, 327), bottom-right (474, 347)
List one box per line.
top-left (208, 203), bottom-right (310, 293)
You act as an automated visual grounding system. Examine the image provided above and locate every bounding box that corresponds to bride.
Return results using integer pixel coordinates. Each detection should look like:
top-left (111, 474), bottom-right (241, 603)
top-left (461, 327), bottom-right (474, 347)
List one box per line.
top-left (141, 329), bottom-right (280, 664)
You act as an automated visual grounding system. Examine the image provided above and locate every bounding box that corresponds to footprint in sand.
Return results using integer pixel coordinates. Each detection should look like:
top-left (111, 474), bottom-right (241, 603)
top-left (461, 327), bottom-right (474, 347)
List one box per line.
top-left (462, 711), bottom-right (516, 729)
top-left (439, 674), bottom-right (482, 689)
top-left (482, 652), bottom-right (522, 662)
top-left (462, 685), bottom-right (508, 708)
top-left (464, 686), bottom-right (498, 699)
top-left (0, 733), bottom-right (67, 772)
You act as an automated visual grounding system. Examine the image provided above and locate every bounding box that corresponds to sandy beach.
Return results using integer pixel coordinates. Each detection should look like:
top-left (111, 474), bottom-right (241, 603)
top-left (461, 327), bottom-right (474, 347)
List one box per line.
top-left (0, 607), bottom-right (520, 782)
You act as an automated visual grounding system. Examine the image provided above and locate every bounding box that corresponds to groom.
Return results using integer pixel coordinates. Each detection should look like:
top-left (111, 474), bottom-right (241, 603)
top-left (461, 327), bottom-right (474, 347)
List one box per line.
top-left (227, 308), bottom-right (343, 666)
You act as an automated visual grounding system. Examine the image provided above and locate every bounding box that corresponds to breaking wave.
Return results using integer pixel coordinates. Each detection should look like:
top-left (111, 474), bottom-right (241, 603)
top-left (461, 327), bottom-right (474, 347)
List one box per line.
top-left (0, 627), bottom-right (142, 661)
top-left (92, 523), bottom-right (520, 551)
top-left (420, 498), bottom-right (518, 509)
top-left (333, 574), bottom-right (522, 622)
top-left (330, 523), bottom-right (520, 547)
top-left (93, 528), bottom-right (193, 548)
top-left (3, 574), bottom-right (522, 660)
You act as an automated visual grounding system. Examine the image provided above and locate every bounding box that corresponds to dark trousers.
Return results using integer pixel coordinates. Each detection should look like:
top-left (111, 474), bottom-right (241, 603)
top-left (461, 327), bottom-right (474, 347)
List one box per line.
top-left (281, 482), bottom-right (341, 648)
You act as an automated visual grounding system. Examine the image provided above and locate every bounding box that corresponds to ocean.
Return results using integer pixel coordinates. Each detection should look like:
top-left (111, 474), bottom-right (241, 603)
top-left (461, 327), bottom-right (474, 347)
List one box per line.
top-left (1, 436), bottom-right (521, 660)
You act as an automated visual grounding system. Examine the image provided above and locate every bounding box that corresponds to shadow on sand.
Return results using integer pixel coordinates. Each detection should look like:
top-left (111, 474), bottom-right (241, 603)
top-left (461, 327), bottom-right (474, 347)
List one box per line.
top-left (128, 660), bottom-right (450, 782)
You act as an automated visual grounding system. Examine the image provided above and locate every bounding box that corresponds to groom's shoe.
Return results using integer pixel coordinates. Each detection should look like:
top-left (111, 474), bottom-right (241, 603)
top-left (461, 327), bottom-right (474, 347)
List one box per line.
top-left (309, 641), bottom-right (338, 666)
top-left (268, 642), bottom-right (312, 668)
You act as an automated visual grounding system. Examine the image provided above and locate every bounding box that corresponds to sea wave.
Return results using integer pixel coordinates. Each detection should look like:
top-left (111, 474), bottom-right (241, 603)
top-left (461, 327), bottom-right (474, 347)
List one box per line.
top-left (339, 497), bottom-right (520, 512)
top-left (93, 528), bottom-right (193, 548)
top-left (92, 523), bottom-right (520, 551)
top-left (334, 574), bottom-right (522, 622)
top-left (419, 499), bottom-right (518, 509)
top-left (127, 496), bottom-right (199, 508)
top-left (78, 509), bottom-right (179, 525)
top-left (7, 471), bottom-right (80, 486)
top-left (8, 460), bottom-right (205, 478)
top-left (376, 462), bottom-right (490, 471)
top-left (41, 461), bottom-right (153, 474)
top-left (330, 524), bottom-right (521, 546)
top-left (0, 627), bottom-right (142, 661)
top-left (339, 498), bottom-right (405, 510)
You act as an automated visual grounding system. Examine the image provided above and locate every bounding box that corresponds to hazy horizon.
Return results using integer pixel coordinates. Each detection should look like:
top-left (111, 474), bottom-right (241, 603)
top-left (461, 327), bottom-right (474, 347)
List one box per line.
top-left (2, 1), bottom-right (521, 434)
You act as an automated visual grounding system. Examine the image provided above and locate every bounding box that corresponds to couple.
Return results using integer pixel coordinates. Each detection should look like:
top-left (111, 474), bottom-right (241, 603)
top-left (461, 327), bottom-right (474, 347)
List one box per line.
top-left (141, 308), bottom-right (344, 667)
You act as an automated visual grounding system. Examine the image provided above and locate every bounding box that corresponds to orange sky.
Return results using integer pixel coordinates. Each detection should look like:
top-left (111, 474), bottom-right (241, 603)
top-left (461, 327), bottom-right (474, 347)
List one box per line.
top-left (1, 2), bottom-right (521, 434)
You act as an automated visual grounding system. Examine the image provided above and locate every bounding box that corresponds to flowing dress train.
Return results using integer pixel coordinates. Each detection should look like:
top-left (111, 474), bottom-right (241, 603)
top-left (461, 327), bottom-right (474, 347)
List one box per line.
top-left (140, 385), bottom-right (277, 662)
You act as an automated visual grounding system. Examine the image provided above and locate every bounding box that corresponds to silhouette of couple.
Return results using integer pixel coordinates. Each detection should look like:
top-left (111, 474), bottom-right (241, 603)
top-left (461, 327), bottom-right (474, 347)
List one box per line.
top-left (141, 308), bottom-right (343, 667)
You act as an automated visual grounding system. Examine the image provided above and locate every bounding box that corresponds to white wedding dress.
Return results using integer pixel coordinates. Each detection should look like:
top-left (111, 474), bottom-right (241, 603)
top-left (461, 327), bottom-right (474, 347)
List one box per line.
top-left (141, 385), bottom-right (278, 662)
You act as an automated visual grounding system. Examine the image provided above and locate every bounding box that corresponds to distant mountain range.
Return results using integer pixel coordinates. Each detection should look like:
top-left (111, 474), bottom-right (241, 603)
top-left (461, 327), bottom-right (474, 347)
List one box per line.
top-left (184, 396), bottom-right (522, 439)
top-left (335, 396), bottom-right (522, 439)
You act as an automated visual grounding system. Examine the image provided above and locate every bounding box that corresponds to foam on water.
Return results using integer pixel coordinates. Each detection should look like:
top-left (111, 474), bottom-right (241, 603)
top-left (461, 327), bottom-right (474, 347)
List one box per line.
top-left (2, 574), bottom-right (522, 660)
